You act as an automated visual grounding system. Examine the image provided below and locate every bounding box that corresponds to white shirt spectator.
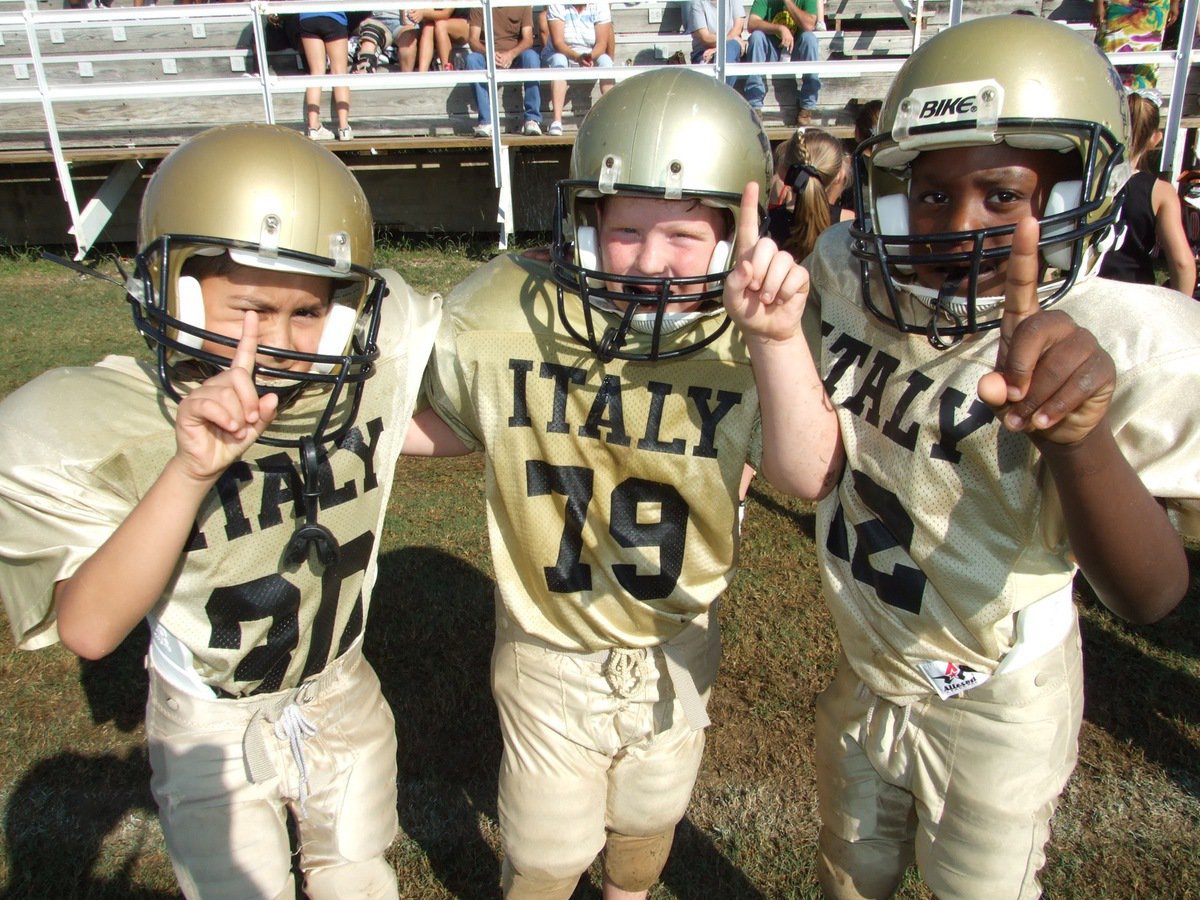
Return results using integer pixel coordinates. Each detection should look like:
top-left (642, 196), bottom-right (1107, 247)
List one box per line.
top-left (687, 0), bottom-right (746, 58)
top-left (546, 2), bottom-right (612, 53)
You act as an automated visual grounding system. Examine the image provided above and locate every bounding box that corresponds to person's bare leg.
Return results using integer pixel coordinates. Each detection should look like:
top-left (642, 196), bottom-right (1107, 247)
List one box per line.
top-left (417, 23), bottom-right (436, 71)
top-left (395, 27), bottom-right (418, 71)
top-left (552, 79), bottom-right (566, 127)
top-left (602, 881), bottom-right (648, 900)
top-left (300, 35), bottom-right (327, 130)
top-left (327, 37), bottom-right (350, 130)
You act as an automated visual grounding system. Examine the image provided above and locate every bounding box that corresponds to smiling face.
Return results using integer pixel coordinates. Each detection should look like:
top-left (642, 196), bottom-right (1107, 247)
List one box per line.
top-left (907, 143), bottom-right (1078, 297)
top-left (597, 195), bottom-right (727, 312)
top-left (198, 263), bottom-right (333, 372)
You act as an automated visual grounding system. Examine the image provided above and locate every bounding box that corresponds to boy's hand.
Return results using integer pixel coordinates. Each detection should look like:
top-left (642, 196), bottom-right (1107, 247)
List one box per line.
top-left (976, 217), bottom-right (1115, 444)
top-left (723, 181), bottom-right (810, 344)
top-left (174, 311), bottom-right (279, 481)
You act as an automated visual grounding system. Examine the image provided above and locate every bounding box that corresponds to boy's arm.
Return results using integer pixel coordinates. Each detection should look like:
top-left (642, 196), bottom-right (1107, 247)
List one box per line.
top-left (977, 218), bottom-right (1188, 623)
top-left (403, 406), bottom-right (473, 457)
top-left (723, 182), bottom-right (844, 500)
top-left (54, 313), bottom-right (278, 659)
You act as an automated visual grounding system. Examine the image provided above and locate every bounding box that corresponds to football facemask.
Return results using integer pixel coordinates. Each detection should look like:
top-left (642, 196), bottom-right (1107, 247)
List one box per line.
top-left (133, 123), bottom-right (383, 450)
top-left (550, 68), bottom-right (771, 362)
top-left (850, 16), bottom-right (1130, 348)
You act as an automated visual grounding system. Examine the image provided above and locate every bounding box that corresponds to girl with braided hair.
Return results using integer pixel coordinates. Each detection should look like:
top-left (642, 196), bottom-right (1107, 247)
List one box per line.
top-left (767, 127), bottom-right (853, 262)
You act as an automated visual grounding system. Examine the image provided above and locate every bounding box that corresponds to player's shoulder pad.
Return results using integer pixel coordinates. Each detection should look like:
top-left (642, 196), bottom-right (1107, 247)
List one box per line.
top-left (442, 252), bottom-right (555, 333)
top-left (379, 268), bottom-right (442, 328)
top-left (807, 222), bottom-right (857, 309)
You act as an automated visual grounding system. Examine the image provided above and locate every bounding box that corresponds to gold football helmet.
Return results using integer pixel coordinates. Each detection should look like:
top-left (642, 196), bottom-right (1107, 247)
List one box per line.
top-left (134, 124), bottom-right (385, 566)
top-left (133, 123), bottom-right (384, 448)
top-left (850, 15), bottom-right (1131, 346)
top-left (550, 68), bottom-right (772, 361)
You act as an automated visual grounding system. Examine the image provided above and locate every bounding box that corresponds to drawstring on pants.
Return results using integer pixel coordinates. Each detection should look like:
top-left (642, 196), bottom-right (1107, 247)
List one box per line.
top-left (274, 703), bottom-right (318, 818)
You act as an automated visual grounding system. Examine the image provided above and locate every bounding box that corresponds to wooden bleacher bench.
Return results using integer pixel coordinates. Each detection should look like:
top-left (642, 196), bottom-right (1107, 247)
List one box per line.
top-left (0, 2), bottom-right (1188, 154)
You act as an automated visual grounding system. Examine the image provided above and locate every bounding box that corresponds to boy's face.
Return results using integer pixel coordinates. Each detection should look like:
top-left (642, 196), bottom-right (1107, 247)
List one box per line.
top-left (197, 264), bottom-right (333, 372)
top-left (597, 195), bottom-right (726, 313)
top-left (907, 143), bottom-right (1077, 298)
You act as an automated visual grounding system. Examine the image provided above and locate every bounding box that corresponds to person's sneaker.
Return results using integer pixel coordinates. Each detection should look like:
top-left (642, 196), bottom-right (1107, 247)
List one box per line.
top-left (472, 122), bottom-right (492, 138)
top-left (307, 125), bottom-right (334, 141)
top-left (336, 126), bottom-right (354, 141)
top-left (796, 108), bottom-right (814, 126)
top-left (548, 121), bottom-right (563, 137)
top-left (521, 119), bottom-right (542, 136)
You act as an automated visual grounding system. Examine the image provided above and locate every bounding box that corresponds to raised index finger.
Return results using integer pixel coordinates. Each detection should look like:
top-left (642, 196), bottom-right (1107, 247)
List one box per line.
top-left (1000, 217), bottom-right (1042, 342)
top-left (734, 180), bottom-right (761, 261)
top-left (230, 310), bottom-right (260, 374)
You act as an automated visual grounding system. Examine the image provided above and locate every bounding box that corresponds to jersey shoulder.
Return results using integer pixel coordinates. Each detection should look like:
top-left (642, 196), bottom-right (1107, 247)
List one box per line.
top-left (443, 252), bottom-right (556, 337)
top-left (0, 357), bottom-right (169, 465)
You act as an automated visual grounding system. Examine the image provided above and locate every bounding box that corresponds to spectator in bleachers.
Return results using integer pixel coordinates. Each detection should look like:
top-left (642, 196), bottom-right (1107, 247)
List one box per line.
top-left (1093, 0), bottom-right (1180, 90)
top-left (292, 10), bottom-right (354, 141)
top-left (1100, 88), bottom-right (1196, 296)
top-left (854, 98), bottom-right (882, 151)
top-left (746, 0), bottom-right (821, 125)
top-left (433, 8), bottom-right (472, 71)
top-left (542, 2), bottom-right (615, 137)
top-left (767, 127), bottom-right (852, 261)
top-left (351, 13), bottom-right (404, 74)
top-left (688, 0), bottom-right (747, 85)
top-left (352, 9), bottom-right (462, 73)
top-left (466, 5), bottom-right (543, 137)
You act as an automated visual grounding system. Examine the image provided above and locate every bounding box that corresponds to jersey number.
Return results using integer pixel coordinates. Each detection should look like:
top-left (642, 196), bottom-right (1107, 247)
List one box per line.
top-left (826, 470), bottom-right (927, 614)
top-left (526, 460), bottom-right (688, 601)
top-left (204, 530), bottom-right (374, 694)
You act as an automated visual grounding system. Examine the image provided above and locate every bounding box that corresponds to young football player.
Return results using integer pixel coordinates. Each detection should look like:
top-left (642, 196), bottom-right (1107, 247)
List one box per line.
top-left (0, 124), bottom-right (443, 899)
top-left (414, 67), bottom-right (840, 899)
top-left (755, 15), bottom-right (1200, 899)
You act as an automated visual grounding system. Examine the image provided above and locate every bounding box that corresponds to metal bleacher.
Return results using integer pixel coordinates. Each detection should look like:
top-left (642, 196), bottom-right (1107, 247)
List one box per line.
top-left (0, 0), bottom-right (1195, 255)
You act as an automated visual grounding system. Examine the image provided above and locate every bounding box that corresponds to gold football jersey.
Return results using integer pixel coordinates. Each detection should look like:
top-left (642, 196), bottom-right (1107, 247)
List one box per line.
top-left (808, 223), bottom-right (1200, 703)
top-left (0, 273), bottom-right (440, 696)
top-left (425, 254), bottom-right (762, 652)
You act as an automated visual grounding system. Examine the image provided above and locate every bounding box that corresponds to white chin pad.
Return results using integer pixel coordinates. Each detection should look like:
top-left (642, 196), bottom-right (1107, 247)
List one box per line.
top-left (576, 225), bottom-right (599, 270)
top-left (1041, 180), bottom-right (1082, 270)
top-left (175, 275), bottom-right (206, 350)
top-left (312, 302), bottom-right (357, 374)
top-left (875, 193), bottom-right (913, 273)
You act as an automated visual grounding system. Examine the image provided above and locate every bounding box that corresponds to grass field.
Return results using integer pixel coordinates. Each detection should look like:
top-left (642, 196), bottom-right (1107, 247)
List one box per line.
top-left (0, 245), bottom-right (1197, 899)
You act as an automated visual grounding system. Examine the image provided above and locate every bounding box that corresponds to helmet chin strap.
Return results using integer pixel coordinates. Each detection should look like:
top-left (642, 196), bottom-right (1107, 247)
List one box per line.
top-left (598, 301), bottom-right (640, 362)
top-left (927, 274), bottom-right (966, 350)
top-left (283, 436), bottom-right (341, 568)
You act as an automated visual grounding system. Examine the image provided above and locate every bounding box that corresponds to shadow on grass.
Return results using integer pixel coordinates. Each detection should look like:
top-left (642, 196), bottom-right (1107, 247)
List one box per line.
top-left (746, 485), bottom-right (817, 543)
top-left (1076, 544), bottom-right (1200, 798)
top-left (2, 625), bottom-right (173, 897)
top-left (2, 750), bottom-right (168, 900)
top-left (368, 544), bottom-right (503, 897)
top-left (79, 620), bottom-right (152, 733)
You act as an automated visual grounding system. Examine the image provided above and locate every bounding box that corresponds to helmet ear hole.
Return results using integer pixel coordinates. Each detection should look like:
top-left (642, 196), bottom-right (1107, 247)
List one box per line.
top-left (875, 194), bottom-right (913, 274)
top-left (576, 225), bottom-right (599, 271)
top-left (1042, 180), bottom-right (1083, 270)
top-left (312, 302), bottom-right (358, 375)
top-left (176, 275), bottom-right (206, 350)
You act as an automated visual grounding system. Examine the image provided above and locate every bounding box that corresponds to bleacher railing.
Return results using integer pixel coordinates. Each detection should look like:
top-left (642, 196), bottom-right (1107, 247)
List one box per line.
top-left (0, 0), bottom-right (1195, 256)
